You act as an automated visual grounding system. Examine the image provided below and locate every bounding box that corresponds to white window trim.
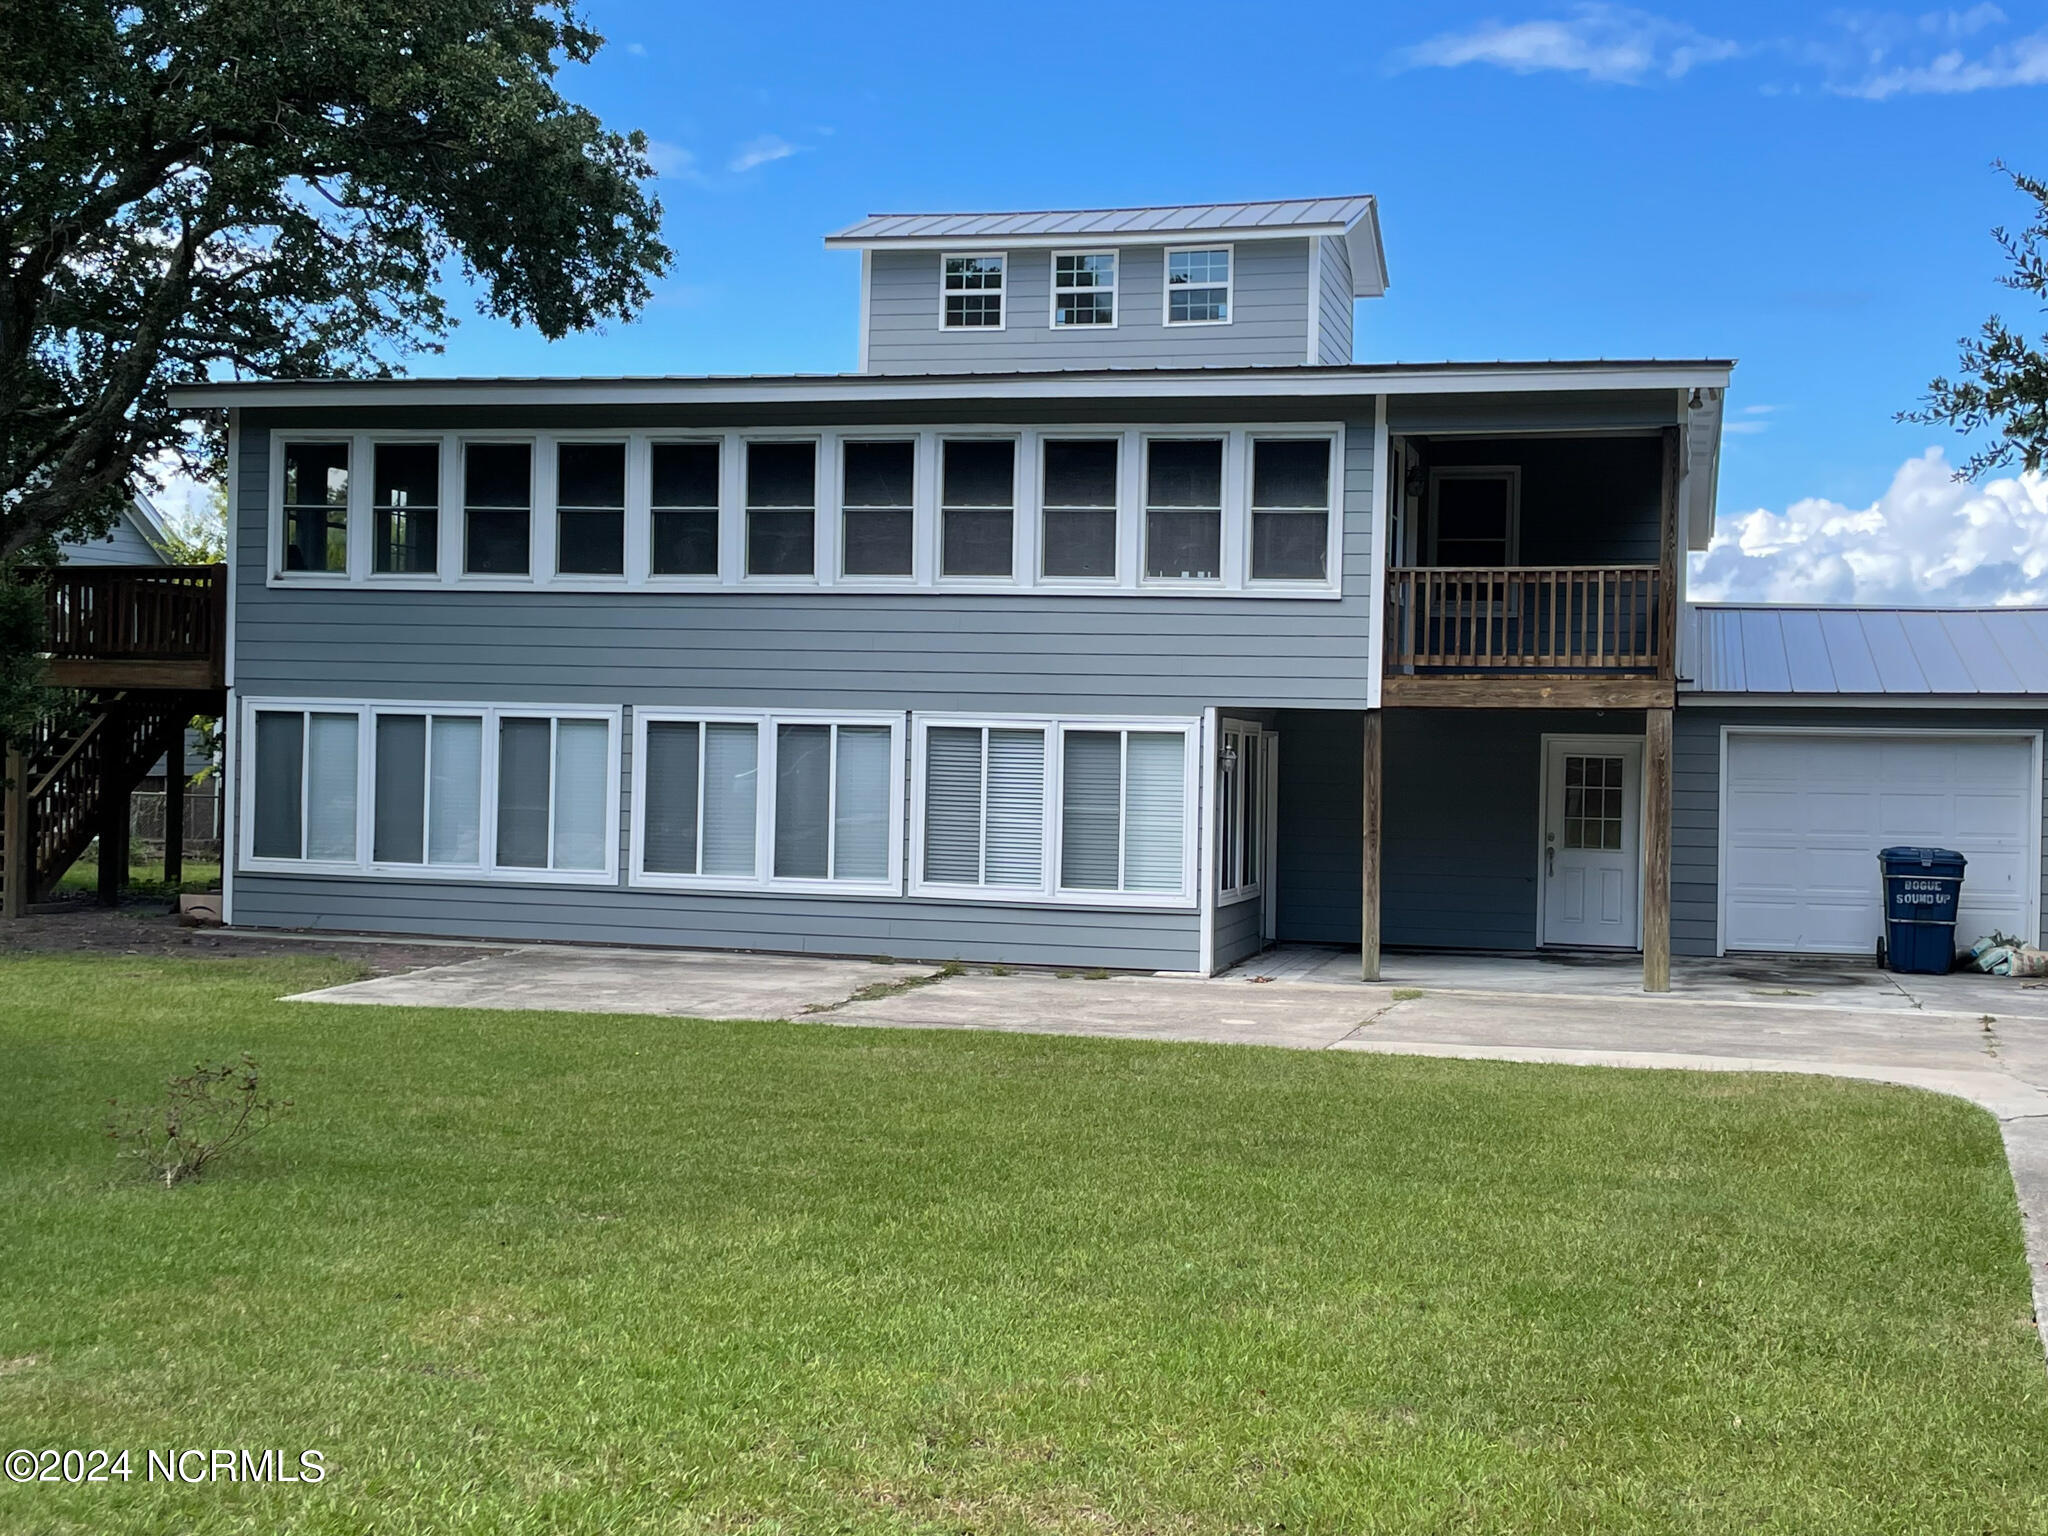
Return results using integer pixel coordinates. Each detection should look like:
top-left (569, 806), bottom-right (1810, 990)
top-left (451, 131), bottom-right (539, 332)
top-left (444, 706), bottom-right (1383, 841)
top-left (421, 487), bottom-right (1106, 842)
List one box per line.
top-left (1162, 243), bottom-right (1234, 328)
top-left (1245, 432), bottom-right (1343, 589)
top-left (263, 424), bottom-right (1346, 600)
top-left (1217, 720), bottom-right (1266, 905)
top-left (939, 251), bottom-right (1006, 332)
top-left (1048, 249), bottom-right (1118, 330)
top-left (628, 707), bottom-right (906, 896)
top-left (909, 713), bottom-right (1201, 910)
top-left (1425, 464), bottom-right (1523, 566)
top-left (236, 697), bottom-right (621, 885)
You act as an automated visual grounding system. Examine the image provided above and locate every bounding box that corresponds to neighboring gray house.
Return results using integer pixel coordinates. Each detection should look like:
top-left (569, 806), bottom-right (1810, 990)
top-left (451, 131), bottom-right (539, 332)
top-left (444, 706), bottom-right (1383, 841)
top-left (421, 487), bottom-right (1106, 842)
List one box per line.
top-left (163, 195), bottom-right (2042, 988)
top-left (59, 493), bottom-right (169, 566)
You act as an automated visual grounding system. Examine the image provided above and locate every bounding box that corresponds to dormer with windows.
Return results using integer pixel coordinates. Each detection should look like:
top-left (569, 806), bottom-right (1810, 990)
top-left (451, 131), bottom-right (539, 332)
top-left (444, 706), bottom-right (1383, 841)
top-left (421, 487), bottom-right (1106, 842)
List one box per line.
top-left (828, 196), bottom-right (1388, 375)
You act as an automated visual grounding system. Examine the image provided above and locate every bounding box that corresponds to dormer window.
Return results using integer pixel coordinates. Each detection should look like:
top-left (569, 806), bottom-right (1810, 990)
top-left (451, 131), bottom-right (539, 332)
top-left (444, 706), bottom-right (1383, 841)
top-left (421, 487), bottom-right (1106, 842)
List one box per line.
top-left (942, 254), bottom-right (1004, 329)
top-left (1165, 246), bottom-right (1231, 325)
top-left (1051, 252), bottom-right (1116, 327)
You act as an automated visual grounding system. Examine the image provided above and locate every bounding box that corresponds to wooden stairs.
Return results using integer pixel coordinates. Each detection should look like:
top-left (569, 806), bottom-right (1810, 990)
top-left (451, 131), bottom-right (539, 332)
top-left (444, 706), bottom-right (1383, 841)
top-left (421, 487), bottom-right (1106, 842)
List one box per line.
top-left (2, 565), bottom-right (227, 915)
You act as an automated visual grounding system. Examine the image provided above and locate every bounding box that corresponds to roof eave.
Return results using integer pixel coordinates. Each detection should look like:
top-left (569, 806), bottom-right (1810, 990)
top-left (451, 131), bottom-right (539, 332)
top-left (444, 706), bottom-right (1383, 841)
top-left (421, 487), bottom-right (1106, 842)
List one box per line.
top-left (1345, 199), bottom-right (1389, 298)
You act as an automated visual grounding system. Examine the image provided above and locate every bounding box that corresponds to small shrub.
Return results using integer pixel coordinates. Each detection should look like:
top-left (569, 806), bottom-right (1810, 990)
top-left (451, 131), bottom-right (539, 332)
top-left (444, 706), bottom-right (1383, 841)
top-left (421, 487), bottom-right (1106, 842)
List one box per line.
top-left (107, 1055), bottom-right (291, 1188)
top-left (989, 964), bottom-right (1014, 977)
top-left (1083, 968), bottom-right (1111, 982)
top-left (937, 960), bottom-right (966, 978)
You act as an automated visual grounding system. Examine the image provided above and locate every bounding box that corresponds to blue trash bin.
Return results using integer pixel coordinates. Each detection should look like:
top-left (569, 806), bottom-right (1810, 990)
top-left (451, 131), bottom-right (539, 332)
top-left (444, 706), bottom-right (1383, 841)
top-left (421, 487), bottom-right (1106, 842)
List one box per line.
top-left (1878, 846), bottom-right (1967, 975)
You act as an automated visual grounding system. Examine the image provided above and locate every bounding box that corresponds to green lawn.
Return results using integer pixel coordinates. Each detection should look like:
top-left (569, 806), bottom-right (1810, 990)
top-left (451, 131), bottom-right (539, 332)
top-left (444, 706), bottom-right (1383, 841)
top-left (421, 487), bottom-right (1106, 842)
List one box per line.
top-left (55, 857), bottom-right (221, 901)
top-left (3, 952), bottom-right (2046, 1534)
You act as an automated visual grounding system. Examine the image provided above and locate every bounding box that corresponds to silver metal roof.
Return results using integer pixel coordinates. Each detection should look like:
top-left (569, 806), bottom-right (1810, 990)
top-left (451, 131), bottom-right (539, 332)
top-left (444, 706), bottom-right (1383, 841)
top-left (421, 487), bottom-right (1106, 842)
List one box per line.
top-left (1687, 605), bottom-right (2048, 696)
top-left (825, 196), bottom-right (1389, 297)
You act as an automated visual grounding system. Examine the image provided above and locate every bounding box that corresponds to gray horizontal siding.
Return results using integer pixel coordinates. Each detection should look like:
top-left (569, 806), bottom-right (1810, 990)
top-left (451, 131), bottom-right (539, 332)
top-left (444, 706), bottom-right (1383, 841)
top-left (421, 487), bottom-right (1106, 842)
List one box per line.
top-left (1316, 236), bottom-right (1354, 367)
top-left (866, 241), bottom-right (1315, 374)
top-left (234, 405), bottom-right (1378, 714)
top-left (1672, 706), bottom-right (2048, 958)
top-left (1274, 709), bottom-right (1362, 945)
top-left (1212, 896), bottom-right (1263, 972)
top-left (230, 875), bottom-right (1200, 970)
top-left (61, 508), bottom-right (162, 566)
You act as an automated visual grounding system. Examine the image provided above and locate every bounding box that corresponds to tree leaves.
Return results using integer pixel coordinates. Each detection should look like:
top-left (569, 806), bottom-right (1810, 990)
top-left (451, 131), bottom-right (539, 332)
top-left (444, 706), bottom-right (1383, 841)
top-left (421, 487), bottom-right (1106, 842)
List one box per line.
top-left (0, 0), bottom-right (672, 562)
top-left (1906, 165), bottom-right (2048, 480)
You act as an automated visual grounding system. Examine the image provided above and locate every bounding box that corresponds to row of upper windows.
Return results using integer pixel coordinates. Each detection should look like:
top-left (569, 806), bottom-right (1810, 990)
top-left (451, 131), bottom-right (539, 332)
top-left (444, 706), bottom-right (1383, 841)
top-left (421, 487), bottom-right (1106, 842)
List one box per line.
top-left (940, 246), bottom-right (1233, 331)
top-left (240, 701), bottom-right (1204, 909)
top-left (272, 427), bottom-right (1345, 595)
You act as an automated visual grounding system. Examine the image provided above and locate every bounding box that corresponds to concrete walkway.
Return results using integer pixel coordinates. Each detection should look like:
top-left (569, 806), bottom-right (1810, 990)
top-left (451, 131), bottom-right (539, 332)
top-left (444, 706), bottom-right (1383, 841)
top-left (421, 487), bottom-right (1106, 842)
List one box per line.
top-left (283, 939), bottom-right (2048, 1352)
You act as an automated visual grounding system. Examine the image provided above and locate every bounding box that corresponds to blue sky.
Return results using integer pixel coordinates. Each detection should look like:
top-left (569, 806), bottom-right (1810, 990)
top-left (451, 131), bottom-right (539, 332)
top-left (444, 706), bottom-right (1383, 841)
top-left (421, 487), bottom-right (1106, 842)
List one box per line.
top-left (399, 2), bottom-right (2048, 602)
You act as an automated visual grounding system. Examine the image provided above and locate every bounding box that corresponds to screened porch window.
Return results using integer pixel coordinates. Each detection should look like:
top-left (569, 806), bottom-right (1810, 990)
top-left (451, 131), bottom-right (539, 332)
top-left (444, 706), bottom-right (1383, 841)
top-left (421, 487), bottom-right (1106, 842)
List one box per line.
top-left (746, 441), bottom-right (816, 578)
top-left (281, 442), bottom-right (349, 574)
top-left (650, 441), bottom-right (720, 576)
top-left (941, 439), bottom-right (1015, 578)
top-left (556, 441), bottom-right (627, 575)
top-left (371, 443), bottom-right (437, 574)
top-left (464, 443), bottom-right (532, 575)
top-left (841, 440), bottom-right (915, 577)
top-left (1144, 438), bottom-right (1222, 580)
top-left (1041, 439), bottom-right (1118, 580)
top-left (1250, 439), bottom-right (1331, 582)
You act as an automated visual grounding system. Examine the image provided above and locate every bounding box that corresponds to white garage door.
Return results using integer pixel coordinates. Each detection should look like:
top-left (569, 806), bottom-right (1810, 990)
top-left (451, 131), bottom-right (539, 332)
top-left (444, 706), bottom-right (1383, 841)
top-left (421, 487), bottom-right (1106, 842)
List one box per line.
top-left (1722, 731), bottom-right (2040, 955)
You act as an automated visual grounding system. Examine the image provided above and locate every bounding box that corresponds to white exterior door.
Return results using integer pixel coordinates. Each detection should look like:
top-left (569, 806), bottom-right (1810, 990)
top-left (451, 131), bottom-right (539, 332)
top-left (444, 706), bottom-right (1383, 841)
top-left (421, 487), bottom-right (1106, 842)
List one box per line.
top-left (1721, 730), bottom-right (2040, 955)
top-left (1542, 738), bottom-right (1643, 949)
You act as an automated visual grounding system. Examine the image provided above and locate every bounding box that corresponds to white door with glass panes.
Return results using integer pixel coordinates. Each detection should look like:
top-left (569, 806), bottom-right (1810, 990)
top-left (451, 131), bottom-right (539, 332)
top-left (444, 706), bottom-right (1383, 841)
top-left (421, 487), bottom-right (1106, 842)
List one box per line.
top-left (1541, 738), bottom-right (1642, 949)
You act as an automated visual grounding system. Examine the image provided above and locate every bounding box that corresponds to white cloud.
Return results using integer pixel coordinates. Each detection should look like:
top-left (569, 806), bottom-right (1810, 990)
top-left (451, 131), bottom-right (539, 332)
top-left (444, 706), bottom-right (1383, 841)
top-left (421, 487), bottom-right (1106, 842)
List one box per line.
top-left (1722, 404), bottom-right (1779, 436)
top-left (1689, 448), bottom-right (2048, 605)
top-left (728, 135), bottom-right (802, 173)
top-left (1816, 7), bottom-right (2048, 96)
top-left (642, 140), bottom-right (708, 185)
top-left (1396, 4), bottom-right (1739, 83)
top-left (624, 41), bottom-right (648, 57)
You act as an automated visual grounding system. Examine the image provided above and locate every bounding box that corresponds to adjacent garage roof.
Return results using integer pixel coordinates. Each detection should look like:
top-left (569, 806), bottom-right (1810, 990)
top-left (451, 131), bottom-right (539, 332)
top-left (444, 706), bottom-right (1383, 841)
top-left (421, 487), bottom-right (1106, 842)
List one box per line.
top-left (826, 195), bottom-right (1390, 297)
top-left (1688, 605), bottom-right (2048, 696)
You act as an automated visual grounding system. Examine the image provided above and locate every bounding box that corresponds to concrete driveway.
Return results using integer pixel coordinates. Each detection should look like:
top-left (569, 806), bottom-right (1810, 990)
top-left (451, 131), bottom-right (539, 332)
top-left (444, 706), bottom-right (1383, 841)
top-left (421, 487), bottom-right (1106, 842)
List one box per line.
top-left (285, 938), bottom-right (2048, 1352)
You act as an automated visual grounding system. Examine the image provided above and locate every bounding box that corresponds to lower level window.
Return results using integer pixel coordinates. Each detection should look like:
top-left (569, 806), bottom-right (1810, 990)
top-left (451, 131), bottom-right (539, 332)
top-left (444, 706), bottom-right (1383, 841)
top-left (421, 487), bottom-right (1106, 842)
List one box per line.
top-left (242, 700), bottom-right (616, 880)
top-left (252, 708), bottom-right (359, 861)
top-left (497, 716), bottom-right (612, 871)
top-left (373, 712), bottom-right (482, 866)
top-left (915, 716), bottom-right (1195, 904)
top-left (1060, 729), bottom-right (1186, 894)
top-left (635, 712), bottom-right (902, 889)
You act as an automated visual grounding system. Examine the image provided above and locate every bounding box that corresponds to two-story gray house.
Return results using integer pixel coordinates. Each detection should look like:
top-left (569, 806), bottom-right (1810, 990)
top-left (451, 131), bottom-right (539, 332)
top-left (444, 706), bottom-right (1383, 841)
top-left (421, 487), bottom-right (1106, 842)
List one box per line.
top-left (164, 196), bottom-right (2048, 990)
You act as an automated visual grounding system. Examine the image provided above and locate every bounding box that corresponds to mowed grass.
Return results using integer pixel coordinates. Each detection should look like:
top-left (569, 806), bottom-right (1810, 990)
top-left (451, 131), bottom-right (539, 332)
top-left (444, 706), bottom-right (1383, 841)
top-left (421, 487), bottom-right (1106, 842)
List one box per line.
top-left (2, 954), bottom-right (2046, 1534)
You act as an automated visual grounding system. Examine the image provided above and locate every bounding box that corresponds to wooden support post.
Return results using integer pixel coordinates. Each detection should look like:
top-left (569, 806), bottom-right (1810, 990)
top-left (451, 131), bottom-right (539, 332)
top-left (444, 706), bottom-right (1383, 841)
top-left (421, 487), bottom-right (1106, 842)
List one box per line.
top-left (163, 717), bottom-right (184, 889)
top-left (97, 706), bottom-right (126, 908)
top-left (1362, 709), bottom-right (1383, 982)
top-left (1643, 706), bottom-right (1673, 993)
top-left (3, 744), bottom-right (27, 920)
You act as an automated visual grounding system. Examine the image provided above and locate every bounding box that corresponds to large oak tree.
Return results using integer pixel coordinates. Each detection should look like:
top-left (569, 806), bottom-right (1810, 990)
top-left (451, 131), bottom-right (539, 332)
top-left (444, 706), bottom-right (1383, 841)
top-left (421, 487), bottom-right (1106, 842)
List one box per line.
top-left (1, 0), bottom-right (670, 566)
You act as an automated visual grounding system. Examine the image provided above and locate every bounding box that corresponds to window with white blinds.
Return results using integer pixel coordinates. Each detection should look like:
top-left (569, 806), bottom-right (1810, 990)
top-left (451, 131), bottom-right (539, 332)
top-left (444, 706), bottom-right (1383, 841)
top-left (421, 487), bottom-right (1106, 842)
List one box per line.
top-left (921, 725), bottom-right (1046, 889)
top-left (372, 711), bottom-right (483, 867)
top-left (632, 711), bottom-right (903, 891)
top-left (240, 700), bottom-right (618, 881)
top-left (249, 707), bottom-right (360, 864)
top-left (913, 716), bottom-right (1196, 905)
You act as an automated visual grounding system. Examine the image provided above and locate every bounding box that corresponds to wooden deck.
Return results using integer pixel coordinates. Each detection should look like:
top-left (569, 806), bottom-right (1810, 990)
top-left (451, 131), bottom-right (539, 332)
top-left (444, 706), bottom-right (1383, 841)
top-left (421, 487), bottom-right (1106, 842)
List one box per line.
top-left (37, 564), bottom-right (226, 692)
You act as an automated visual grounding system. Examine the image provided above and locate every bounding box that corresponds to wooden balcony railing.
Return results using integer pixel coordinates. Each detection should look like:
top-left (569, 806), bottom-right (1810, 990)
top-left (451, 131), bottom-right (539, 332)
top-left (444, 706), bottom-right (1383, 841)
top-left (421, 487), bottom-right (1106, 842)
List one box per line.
top-left (1386, 564), bottom-right (1665, 674)
top-left (31, 564), bottom-right (227, 690)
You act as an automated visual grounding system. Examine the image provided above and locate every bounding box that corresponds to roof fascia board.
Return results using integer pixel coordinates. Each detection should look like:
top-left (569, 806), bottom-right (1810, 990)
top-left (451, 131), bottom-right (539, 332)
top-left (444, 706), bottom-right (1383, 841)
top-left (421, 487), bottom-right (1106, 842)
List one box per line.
top-left (168, 364), bottom-right (1733, 412)
top-left (1347, 202), bottom-right (1389, 297)
top-left (823, 225), bottom-right (1352, 252)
